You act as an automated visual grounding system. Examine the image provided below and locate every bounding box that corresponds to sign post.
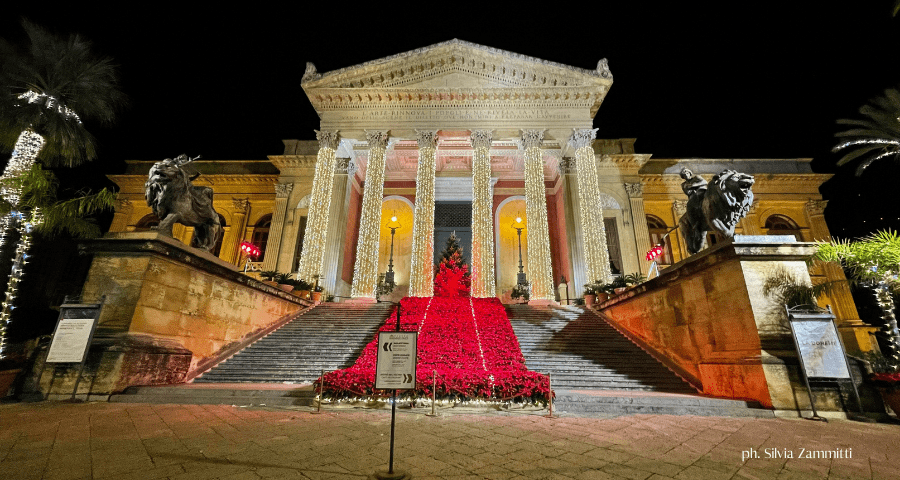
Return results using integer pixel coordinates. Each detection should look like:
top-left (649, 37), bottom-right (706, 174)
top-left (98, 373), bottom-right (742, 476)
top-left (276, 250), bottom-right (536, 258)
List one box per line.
top-left (786, 305), bottom-right (863, 421)
top-left (373, 305), bottom-right (416, 480)
top-left (41, 296), bottom-right (104, 401)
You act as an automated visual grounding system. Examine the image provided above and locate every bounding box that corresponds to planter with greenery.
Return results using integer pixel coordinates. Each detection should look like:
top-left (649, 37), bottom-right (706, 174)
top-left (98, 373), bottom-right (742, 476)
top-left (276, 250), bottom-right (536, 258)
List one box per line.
top-left (511, 282), bottom-right (530, 303)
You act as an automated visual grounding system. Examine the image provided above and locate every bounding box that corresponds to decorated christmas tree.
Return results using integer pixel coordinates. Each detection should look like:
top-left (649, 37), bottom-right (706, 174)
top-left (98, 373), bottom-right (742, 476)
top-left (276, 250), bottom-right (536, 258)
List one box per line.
top-left (433, 232), bottom-right (471, 297)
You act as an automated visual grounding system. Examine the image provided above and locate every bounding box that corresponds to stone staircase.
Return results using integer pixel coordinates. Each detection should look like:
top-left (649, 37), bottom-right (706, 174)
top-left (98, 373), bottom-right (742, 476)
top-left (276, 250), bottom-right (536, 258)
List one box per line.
top-left (192, 302), bottom-right (393, 384)
top-left (507, 304), bottom-right (697, 393)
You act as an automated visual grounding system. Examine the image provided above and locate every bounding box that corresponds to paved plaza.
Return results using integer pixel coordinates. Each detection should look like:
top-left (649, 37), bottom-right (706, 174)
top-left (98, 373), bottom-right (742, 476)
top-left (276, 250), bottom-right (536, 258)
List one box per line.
top-left (0, 401), bottom-right (897, 480)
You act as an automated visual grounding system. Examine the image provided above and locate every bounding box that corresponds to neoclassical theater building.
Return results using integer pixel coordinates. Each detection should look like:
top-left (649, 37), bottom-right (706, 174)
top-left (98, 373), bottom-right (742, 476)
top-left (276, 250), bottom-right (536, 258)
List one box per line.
top-left (107, 40), bottom-right (858, 323)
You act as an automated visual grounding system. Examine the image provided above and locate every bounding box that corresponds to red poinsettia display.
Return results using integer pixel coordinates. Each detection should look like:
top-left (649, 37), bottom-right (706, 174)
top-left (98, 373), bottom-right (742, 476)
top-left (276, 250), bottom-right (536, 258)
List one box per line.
top-left (317, 296), bottom-right (552, 403)
top-left (433, 232), bottom-right (471, 297)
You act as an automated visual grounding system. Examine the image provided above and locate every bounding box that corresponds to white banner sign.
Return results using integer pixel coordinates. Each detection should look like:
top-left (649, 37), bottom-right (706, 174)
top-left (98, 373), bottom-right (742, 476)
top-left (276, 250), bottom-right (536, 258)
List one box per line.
top-left (375, 332), bottom-right (417, 390)
top-left (792, 320), bottom-right (850, 379)
top-left (46, 318), bottom-right (96, 363)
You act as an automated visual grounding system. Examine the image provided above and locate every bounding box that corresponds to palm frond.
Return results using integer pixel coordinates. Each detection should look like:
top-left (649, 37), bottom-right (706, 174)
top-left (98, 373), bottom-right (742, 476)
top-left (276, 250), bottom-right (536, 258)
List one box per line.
top-left (834, 86), bottom-right (900, 175)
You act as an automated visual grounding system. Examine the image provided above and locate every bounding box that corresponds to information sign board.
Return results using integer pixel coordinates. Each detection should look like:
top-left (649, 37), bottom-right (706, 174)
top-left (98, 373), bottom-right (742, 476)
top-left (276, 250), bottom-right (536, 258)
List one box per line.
top-left (46, 318), bottom-right (97, 364)
top-left (792, 319), bottom-right (851, 379)
top-left (375, 331), bottom-right (417, 390)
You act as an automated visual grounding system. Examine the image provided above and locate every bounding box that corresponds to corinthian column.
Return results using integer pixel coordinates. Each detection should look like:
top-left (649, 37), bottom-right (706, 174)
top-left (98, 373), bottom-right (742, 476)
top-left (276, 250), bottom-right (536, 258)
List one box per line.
top-left (521, 130), bottom-right (555, 303)
top-left (223, 198), bottom-right (249, 264)
top-left (470, 130), bottom-right (496, 298)
top-left (297, 130), bottom-right (340, 283)
top-left (350, 131), bottom-right (390, 300)
top-left (570, 129), bottom-right (612, 284)
top-left (262, 182), bottom-right (293, 271)
top-left (408, 130), bottom-right (438, 297)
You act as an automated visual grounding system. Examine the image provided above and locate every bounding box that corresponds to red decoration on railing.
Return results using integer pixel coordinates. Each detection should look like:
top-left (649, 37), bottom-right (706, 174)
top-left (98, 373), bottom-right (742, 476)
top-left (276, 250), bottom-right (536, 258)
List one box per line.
top-left (239, 241), bottom-right (260, 258)
top-left (646, 244), bottom-right (664, 261)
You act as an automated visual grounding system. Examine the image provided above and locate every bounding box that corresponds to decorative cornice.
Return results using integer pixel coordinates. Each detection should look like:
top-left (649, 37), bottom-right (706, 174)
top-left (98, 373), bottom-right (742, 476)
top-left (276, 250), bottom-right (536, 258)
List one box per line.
top-left (415, 130), bottom-right (439, 149)
top-left (640, 173), bottom-right (832, 195)
top-left (624, 182), bottom-right (643, 198)
top-left (366, 130), bottom-right (390, 149)
top-left (520, 129), bottom-right (545, 150)
top-left (315, 130), bottom-right (340, 150)
top-left (232, 198), bottom-right (250, 213)
top-left (568, 128), bottom-right (598, 150)
top-left (108, 174), bottom-right (280, 190)
top-left (469, 130), bottom-right (493, 150)
top-left (275, 183), bottom-right (294, 198)
top-left (805, 199), bottom-right (828, 216)
top-left (268, 156), bottom-right (318, 170)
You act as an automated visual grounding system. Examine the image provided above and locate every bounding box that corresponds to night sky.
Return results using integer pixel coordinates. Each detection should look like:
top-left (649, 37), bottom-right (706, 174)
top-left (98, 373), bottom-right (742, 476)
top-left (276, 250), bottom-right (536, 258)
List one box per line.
top-left (3, 2), bottom-right (900, 239)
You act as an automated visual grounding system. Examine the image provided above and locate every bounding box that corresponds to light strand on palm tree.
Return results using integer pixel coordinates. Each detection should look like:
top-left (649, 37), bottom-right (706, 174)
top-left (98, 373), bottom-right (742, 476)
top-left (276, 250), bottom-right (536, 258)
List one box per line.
top-left (1, 129), bottom-right (46, 205)
top-left (0, 215), bottom-right (33, 359)
top-left (16, 91), bottom-right (82, 124)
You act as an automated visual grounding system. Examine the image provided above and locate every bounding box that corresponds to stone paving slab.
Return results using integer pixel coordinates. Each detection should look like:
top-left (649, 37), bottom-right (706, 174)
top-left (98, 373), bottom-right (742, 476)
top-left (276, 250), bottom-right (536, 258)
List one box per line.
top-left (0, 401), bottom-right (897, 480)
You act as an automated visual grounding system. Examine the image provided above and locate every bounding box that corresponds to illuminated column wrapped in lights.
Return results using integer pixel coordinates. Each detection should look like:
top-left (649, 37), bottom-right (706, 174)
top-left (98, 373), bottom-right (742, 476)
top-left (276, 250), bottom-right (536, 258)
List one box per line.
top-left (0, 209), bottom-right (40, 359)
top-left (570, 128), bottom-right (612, 284)
top-left (408, 130), bottom-right (438, 297)
top-left (521, 130), bottom-right (555, 302)
top-left (1, 128), bottom-right (46, 206)
top-left (296, 130), bottom-right (340, 282)
top-left (470, 130), bottom-right (496, 298)
top-left (350, 131), bottom-right (390, 299)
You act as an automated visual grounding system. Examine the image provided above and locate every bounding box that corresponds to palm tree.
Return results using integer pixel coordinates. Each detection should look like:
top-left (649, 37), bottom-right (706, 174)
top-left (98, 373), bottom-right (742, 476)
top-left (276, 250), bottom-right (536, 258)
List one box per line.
top-left (833, 86), bottom-right (900, 176)
top-left (0, 20), bottom-right (125, 359)
top-left (814, 230), bottom-right (900, 364)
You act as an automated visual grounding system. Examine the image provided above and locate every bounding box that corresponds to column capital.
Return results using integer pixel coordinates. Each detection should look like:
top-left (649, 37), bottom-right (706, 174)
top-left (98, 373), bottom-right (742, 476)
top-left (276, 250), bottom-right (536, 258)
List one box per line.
top-left (315, 130), bottom-right (340, 150)
top-left (469, 130), bottom-right (494, 150)
top-left (805, 199), bottom-right (828, 216)
top-left (624, 182), bottom-right (644, 198)
top-left (275, 182), bottom-right (294, 198)
top-left (672, 200), bottom-right (688, 217)
top-left (568, 128), bottom-right (598, 150)
top-left (415, 130), bottom-right (439, 149)
top-left (520, 129), bottom-right (545, 150)
top-left (232, 197), bottom-right (250, 213)
top-left (114, 198), bottom-right (133, 211)
top-left (365, 130), bottom-right (390, 149)
top-left (334, 157), bottom-right (357, 175)
top-left (559, 157), bottom-right (576, 174)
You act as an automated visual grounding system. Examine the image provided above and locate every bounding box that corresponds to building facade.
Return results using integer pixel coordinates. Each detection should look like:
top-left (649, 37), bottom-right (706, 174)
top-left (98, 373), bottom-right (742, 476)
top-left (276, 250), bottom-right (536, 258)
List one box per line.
top-left (107, 40), bottom-right (869, 349)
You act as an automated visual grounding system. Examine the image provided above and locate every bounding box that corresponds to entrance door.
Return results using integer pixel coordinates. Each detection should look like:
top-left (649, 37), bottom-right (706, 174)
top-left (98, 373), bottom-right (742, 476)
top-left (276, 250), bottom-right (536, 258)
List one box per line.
top-left (434, 202), bottom-right (472, 265)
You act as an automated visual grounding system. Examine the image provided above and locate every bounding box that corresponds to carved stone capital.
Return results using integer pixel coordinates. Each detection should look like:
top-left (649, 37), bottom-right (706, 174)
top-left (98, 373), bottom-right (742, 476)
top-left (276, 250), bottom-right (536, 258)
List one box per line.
top-left (315, 130), bottom-right (340, 150)
top-left (748, 199), bottom-right (760, 214)
top-left (275, 183), bottom-right (294, 198)
top-left (365, 130), bottom-right (390, 150)
top-left (672, 200), bottom-right (688, 217)
top-left (624, 182), bottom-right (644, 198)
top-left (232, 198), bottom-right (250, 213)
top-left (469, 130), bottom-right (494, 150)
top-left (335, 157), bottom-right (357, 175)
top-left (520, 129), bottom-right (545, 150)
top-left (805, 199), bottom-right (828, 216)
top-left (568, 128), bottom-right (598, 150)
top-left (415, 130), bottom-right (439, 150)
top-left (559, 157), bottom-right (576, 174)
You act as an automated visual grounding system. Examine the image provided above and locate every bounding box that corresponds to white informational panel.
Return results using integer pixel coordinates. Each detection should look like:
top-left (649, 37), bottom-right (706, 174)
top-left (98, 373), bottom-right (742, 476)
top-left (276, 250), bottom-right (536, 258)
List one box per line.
top-left (46, 318), bottom-right (96, 364)
top-left (375, 331), bottom-right (418, 390)
top-left (792, 319), bottom-right (851, 379)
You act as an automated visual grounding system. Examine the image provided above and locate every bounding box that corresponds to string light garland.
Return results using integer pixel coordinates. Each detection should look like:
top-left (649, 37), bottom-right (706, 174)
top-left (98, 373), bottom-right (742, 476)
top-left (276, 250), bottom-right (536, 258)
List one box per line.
top-left (408, 131), bottom-right (438, 297)
top-left (521, 130), bottom-right (555, 302)
top-left (470, 130), bottom-right (496, 298)
top-left (350, 131), bottom-right (389, 299)
top-left (296, 130), bottom-right (339, 283)
top-left (570, 128), bottom-right (612, 284)
top-left (17, 91), bottom-right (82, 124)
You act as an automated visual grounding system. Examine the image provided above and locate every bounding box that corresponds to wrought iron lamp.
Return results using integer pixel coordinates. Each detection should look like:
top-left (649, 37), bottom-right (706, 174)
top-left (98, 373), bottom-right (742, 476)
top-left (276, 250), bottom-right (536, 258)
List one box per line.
top-left (512, 216), bottom-right (527, 286)
top-left (384, 215), bottom-right (402, 287)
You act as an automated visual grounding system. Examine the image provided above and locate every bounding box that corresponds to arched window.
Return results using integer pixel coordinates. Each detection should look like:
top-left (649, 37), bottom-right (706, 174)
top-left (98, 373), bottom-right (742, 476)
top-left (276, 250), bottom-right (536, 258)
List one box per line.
top-left (251, 214), bottom-right (272, 262)
top-left (765, 214), bottom-right (802, 240)
top-left (134, 214), bottom-right (159, 231)
top-left (646, 215), bottom-right (674, 266)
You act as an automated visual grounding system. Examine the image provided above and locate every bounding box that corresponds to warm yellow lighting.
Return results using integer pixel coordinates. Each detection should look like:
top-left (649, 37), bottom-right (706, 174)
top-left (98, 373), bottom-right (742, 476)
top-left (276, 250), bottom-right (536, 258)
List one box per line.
top-left (570, 129), bottom-right (612, 284)
top-left (408, 130), bottom-right (438, 297)
top-left (391, 216), bottom-right (398, 222)
top-left (470, 130), bottom-right (496, 298)
top-left (521, 130), bottom-right (554, 302)
top-left (515, 217), bottom-right (522, 225)
top-left (296, 130), bottom-right (340, 284)
top-left (351, 131), bottom-right (390, 299)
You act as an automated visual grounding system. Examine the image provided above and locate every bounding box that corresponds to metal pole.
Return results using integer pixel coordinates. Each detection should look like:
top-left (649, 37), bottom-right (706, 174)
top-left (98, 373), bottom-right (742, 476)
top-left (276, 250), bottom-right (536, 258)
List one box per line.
top-left (427, 370), bottom-right (437, 417)
top-left (314, 369), bottom-right (324, 413)
top-left (544, 372), bottom-right (555, 418)
top-left (389, 389), bottom-right (397, 474)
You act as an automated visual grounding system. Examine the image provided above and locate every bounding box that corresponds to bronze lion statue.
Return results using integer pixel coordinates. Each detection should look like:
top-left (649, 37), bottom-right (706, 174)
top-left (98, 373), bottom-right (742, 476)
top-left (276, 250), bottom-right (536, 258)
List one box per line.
top-left (145, 154), bottom-right (222, 252)
top-left (678, 169), bottom-right (755, 254)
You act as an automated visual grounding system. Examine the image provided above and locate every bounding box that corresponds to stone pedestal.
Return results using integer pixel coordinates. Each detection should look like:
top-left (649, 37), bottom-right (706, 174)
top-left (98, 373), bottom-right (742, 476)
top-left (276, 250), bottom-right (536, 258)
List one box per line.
top-left (599, 236), bottom-right (878, 413)
top-left (34, 232), bottom-right (308, 399)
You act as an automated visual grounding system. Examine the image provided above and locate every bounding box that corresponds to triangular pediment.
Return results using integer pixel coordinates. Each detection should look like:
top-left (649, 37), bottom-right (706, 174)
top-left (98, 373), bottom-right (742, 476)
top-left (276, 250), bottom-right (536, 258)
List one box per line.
top-left (301, 39), bottom-right (613, 91)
